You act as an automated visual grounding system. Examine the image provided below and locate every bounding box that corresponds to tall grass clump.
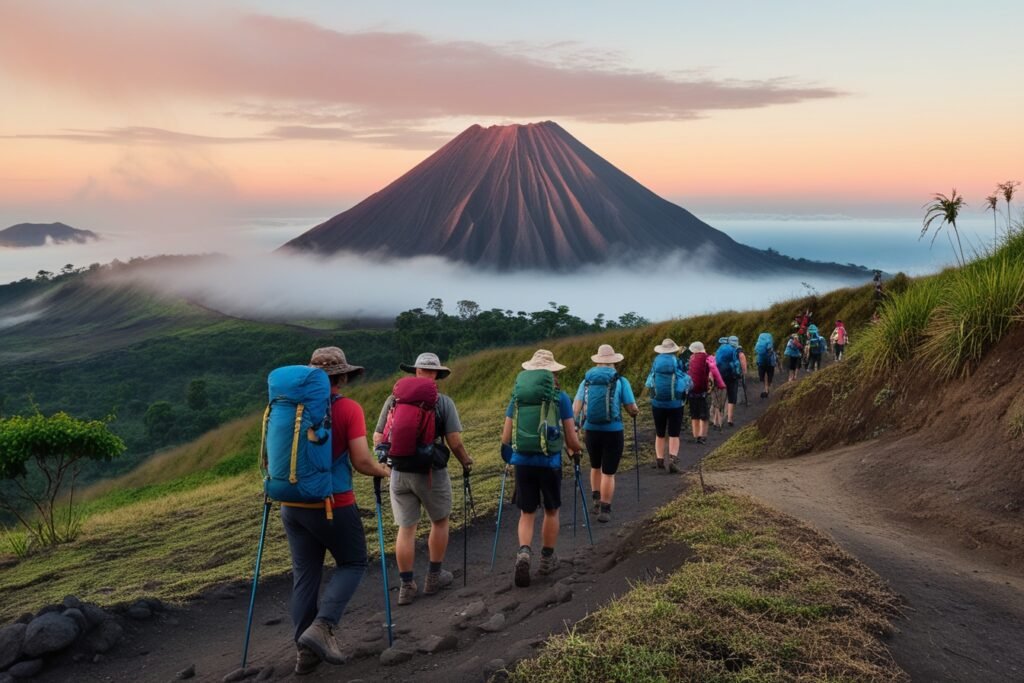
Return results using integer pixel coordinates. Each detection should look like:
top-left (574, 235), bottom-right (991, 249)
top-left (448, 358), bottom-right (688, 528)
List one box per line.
top-left (857, 281), bottom-right (943, 373)
top-left (919, 257), bottom-right (1024, 378)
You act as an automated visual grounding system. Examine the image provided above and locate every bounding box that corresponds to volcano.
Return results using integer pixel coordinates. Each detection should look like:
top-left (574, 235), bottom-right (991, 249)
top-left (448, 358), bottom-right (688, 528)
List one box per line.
top-left (285, 121), bottom-right (864, 275)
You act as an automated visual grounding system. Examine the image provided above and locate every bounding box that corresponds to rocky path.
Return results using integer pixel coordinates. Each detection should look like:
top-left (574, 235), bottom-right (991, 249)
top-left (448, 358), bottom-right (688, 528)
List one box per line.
top-left (711, 449), bottom-right (1024, 683)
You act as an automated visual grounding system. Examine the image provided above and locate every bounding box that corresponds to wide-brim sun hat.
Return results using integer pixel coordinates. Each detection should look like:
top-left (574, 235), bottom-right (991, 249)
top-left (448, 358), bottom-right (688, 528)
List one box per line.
top-left (522, 349), bottom-right (566, 372)
top-left (688, 341), bottom-right (706, 354)
top-left (718, 337), bottom-right (729, 345)
top-left (310, 346), bottom-right (365, 377)
top-left (728, 335), bottom-right (739, 347)
top-left (400, 352), bottom-right (451, 379)
top-left (591, 343), bottom-right (624, 364)
top-left (654, 338), bottom-right (681, 354)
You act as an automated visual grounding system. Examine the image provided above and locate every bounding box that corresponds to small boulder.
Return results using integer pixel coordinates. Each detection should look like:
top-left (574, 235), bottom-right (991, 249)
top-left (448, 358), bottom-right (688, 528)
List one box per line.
top-left (359, 630), bottom-right (383, 643)
top-left (176, 663), bottom-right (196, 679)
top-left (126, 605), bottom-right (153, 621)
top-left (62, 608), bottom-right (88, 634)
top-left (483, 658), bottom-right (507, 680)
top-left (454, 587), bottom-right (480, 599)
top-left (61, 595), bottom-right (82, 610)
top-left (23, 613), bottom-right (79, 657)
top-left (221, 667), bottom-right (259, 682)
top-left (554, 581), bottom-right (574, 604)
top-left (7, 659), bottom-right (44, 679)
top-left (141, 598), bottom-right (164, 613)
top-left (416, 634), bottom-right (457, 654)
top-left (262, 618), bottom-right (281, 627)
top-left (460, 601), bottom-right (486, 618)
top-left (14, 614), bottom-right (33, 625)
top-left (0, 623), bottom-right (27, 670)
top-left (81, 604), bottom-right (110, 628)
top-left (0, 672), bottom-right (13, 683)
top-left (84, 619), bottom-right (123, 654)
top-left (255, 666), bottom-right (275, 681)
top-left (34, 605), bottom-right (62, 618)
top-left (477, 613), bottom-right (506, 633)
top-left (379, 641), bottom-right (415, 666)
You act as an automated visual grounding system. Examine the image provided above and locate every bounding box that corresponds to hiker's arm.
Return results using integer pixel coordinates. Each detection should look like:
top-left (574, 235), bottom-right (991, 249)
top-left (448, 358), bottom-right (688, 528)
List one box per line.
top-left (445, 431), bottom-right (474, 471)
top-left (624, 402), bottom-right (639, 417)
top-left (740, 352), bottom-right (748, 375)
top-left (563, 418), bottom-right (583, 453)
top-left (572, 399), bottom-right (583, 418)
top-left (350, 436), bottom-right (390, 478)
top-left (501, 416), bottom-right (513, 445)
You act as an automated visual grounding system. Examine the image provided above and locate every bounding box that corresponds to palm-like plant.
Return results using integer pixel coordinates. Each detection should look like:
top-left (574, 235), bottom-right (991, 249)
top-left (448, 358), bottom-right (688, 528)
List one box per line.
top-left (984, 193), bottom-right (1000, 244)
top-left (998, 180), bottom-right (1020, 234)
top-left (921, 189), bottom-right (966, 266)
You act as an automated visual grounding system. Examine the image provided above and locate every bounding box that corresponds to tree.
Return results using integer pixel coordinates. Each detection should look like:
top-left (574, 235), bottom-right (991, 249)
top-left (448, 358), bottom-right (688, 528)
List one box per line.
top-left (60, 264), bottom-right (77, 276)
top-left (984, 194), bottom-right (1000, 244)
top-left (456, 300), bottom-right (480, 320)
top-left (998, 180), bottom-right (1019, 235)
top-left (921, 189), bottom-right (966, 266)
top-left (426, 298), bottom-right (444, 317)
top-left (616, 312), bottom-right (651, 328)
top-left (144, 401), bottom-right (177, 446)
top-left (0, 412), bottom-right (125, 546)
top-left (35, 270), bottom-right (53, 281)
top-left (186, 379), bottom-right (209, 411)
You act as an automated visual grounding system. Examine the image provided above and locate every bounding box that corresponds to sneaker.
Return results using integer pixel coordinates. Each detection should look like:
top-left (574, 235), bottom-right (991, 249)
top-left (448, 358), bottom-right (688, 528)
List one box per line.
top-left (592, 498), bottom-right (601, 515)
top-left (423, 569), bottom-right (453, 595)
top-left (696, 437), bottom-right (707, 445)
top-left (538, 551), bottom-right (560, 575)
top-left (653, 458), bottom-right (665, 469)
top-left (760, 391), bottom-right (767, 399)
top-left (597, 506), bottom-right (611, 523)
top-left (514, 548), bottom-right (531, 587)
top-left (398, 580), bottom-right (417, 606)
top-left (727, 421), bottom-right (734, 427)
top-left (295, 645), bottom-right (321, 675)
top-left (297, 619), bottom-right (347, 665)
top-left (668, 458), bottom-right (679, 474)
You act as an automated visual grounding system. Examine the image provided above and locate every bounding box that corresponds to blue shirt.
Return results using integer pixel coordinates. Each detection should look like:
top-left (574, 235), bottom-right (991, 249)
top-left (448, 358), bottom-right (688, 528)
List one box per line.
top-left (505, 391), bottom-right (574, 468)
top-left (573, 373), bottom-right (636, 431)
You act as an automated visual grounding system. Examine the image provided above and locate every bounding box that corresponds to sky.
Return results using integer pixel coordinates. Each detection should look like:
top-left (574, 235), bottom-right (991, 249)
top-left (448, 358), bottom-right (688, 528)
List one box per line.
top-left (1, 0), bottom-right (1022, 240)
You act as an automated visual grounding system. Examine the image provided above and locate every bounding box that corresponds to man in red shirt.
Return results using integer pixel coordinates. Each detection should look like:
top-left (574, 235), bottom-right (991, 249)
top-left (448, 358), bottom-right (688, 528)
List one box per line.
top-left (282, 347), bottom-right (390, 675)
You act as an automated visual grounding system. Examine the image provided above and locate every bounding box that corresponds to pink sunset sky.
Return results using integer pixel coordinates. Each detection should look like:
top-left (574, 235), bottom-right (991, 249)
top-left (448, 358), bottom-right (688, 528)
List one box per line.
top-left (0, 0), bottom-right (1021, 234)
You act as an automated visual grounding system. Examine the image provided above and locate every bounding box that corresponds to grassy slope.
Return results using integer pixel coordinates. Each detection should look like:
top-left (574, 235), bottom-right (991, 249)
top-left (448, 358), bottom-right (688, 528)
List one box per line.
top-left (510, 490), bottom-right (905, 682)
top-left (0, 280), bottom-right (879, 619)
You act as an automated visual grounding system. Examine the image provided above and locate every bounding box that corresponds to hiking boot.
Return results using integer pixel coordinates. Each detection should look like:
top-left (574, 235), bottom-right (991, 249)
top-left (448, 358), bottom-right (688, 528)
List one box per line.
top-left (652, 458), bottom-right (665, 469)
top-left (696, 437), bottom-right (707, 445)
top-left (514, 548), bottom-right (532, 587)
top-left (592, 498), bottom-right (601, 515)
top-left (597, 505), bottom-right (611, 523)
top-left (727, 421), bottom-right (734, 428)
top-left (295, 644), bottom-right (321, 675)
top-left (423, 569), bottom-right (453, 595)
top-left (398, 580), bottom-right (417, 606)
top-left (538, 551), bottom-right (560, 575)
top-left (668, 458), bottom-right (679, 474)
top-left (297, 619), bottom-right (347, 665)
top-left (760, 391), bottom-right (767, 399)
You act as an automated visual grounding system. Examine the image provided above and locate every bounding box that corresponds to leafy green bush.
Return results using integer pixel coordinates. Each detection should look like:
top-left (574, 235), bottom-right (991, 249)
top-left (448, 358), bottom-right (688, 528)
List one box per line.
top-left (856, 280), bottom-right (943, 373)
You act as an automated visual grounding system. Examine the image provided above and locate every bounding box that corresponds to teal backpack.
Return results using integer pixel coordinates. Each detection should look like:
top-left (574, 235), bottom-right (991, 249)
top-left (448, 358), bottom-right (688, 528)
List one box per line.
top-left (583, 367), bottom-right (620, 424)
top-left (512, 370), bottom-right (563, 455)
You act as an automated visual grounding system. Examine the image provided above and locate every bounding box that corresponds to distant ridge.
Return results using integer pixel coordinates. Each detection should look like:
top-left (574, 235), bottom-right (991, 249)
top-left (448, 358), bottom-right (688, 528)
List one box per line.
top-left (0, 222), bottom-right (99, 248)
top-left (284, 121), bottom-right (866, 276)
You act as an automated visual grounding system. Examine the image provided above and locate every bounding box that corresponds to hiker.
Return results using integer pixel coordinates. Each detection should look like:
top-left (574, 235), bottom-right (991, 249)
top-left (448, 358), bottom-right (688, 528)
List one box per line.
top-left (714, 336), bottom-right (744, 428)
top-left (282, 347), bottom-right (391, 674)
top-left (500, 349), bottom-right (583, 588)
top-left (373, 352), bottom-right (474, 606)
top-left (806, 324), bottom-right (827, 372)
top-left (754, 332), bottom-right (777, 399)
top-left (644, 338), bottom-right (693, 473)
top-left (572, 344), bottom-right (639, 523)
top-left (830, 320), bottom-right (849, 361)
top-left (784, 334), bottom-right (803, 382)
top-left (686, 342), bottom-right (725, 445)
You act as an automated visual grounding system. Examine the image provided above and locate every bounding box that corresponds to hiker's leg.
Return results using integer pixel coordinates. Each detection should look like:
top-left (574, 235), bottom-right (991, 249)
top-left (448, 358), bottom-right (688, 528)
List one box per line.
top-left (599, 431), bottom-right (624, 504)
top-left (318, 505), bottom-right (368, 625)
top-left (585, 430), bottom-right (604, 492)
top-left (281, 506), bottom-right (327, 642)
top-left (515, 466), bottom-right (540, 548)
top-left (427, 518), bottom-right (449, 563)
top-left (654, 435), bottom-right (666, 459)
top-left (541, 509), bottom-right (559, 548)
top-left (540, 467), bottom-right (562, 547)
top-left (690, 419), bottom-right (699, 438)
top-left (421, 468), bottom-right (454, 563)
top-left (389, 472), bottom-right (422, 573)
top-left (517, 511), bottom-right (536, 547)
top-left (395, 526), bottom-right (416, 573)
top-left (669, 436), bottom-right (680, 458)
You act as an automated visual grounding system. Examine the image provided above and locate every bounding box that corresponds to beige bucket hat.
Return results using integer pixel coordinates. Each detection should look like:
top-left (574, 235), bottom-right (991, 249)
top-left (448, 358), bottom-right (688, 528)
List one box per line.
top-left (654, 338), bottom-right (681, 354)
top-left (688, 341), bottom-right (706, 354)
top-left (521, 349), bottom-right (566, 372)
top-left (310, 346), bottom-right (364, 377)
top-left (400, 352), bottom-right (451, 380)
top-left (591, 343), bottom-right (624, 364)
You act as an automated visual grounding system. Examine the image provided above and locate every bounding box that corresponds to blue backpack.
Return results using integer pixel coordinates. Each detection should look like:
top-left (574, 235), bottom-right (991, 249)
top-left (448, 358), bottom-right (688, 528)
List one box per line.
top-left (810, 334), bottom-right (827, 354)
top-left (583, 367), bottom-right (621, 424)
top-left (650, 354), bottom-right (691, 402)
top-left (261, 366), bottom-right (334, 504)
top-left (755, 332), bottom-right (775, 366)
top-left (715, 344), bottom-right (741, 379)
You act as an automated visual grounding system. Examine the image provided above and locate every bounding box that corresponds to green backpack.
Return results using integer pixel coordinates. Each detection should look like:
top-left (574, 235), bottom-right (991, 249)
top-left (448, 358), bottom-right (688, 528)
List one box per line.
top-left (512, 369), bottom-right (563, 455)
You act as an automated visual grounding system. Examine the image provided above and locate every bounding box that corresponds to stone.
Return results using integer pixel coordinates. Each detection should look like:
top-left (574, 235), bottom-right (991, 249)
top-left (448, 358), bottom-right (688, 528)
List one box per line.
top-left (0, 673), bottom-right (13, 683)
top-left (7, 659), bottom-right (44, 679)
top-left (92, 654), bottom-right (104, 664)
top-left (379, 643), bottom-right (414, 666)
top-left (22, 613), bottom-right (79, 657)
top-left (497, 598), bottom-right (520, 613)
top-left (255, 666), bottom-right (275, 681)
top-left (61, 595), bottom-right (82, 610)
top-left (81, 604), bottom-right (110, 627)
top-left (262, 618), bottom-right (282, 626)
top-left (14, 614), bottom-right (33, 625)
top-left (221, 667), bottom-right (259, 682)
top-left (34, 605), bottom-right (61, 618)
top-left (62, 608), bottom-right (88, 634)
top-left (84, 619), bottom-right (123, 654)
top-left (142, 598), bottom-right (164, 613)
top-left (477, 613), bottom-right (506, 633)
top-left (454, 587), bottom-right (480, 599)
top-left (127, 606), bottom-right (153, 621)
top-left (554, 581), bottom-right (574, 604)
top-left (460, 601), bottom-right (486, 618)
top-left (417, 634), bottom-right (457, 654)
top-left (0, 623), bottom-right (27, 670)
top-left (176, 663), bottom-right (196, 679)
top-left (359, 630), bottom-right (384, 643)
top-left (483, 658), bottom-right (507, 680)
top-left (394, 624), bottom-right (412, 635)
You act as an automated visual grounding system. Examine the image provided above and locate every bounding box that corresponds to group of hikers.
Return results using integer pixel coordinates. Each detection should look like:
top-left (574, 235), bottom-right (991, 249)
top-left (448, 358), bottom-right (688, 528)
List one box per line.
top-left (259, 322), bottom-right (851, 674)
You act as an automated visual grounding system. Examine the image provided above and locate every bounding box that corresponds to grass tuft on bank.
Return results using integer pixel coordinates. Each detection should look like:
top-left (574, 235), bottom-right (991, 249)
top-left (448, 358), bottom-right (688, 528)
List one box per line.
top-left (509, 490), bottom-right (905, 683)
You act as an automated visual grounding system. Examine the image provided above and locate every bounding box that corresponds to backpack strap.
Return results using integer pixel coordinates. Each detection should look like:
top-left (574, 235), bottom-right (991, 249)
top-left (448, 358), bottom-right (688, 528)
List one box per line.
top-left (289, 403), bottom-right (305, 485)
top-left (259, 402), bottom-right (271, 475)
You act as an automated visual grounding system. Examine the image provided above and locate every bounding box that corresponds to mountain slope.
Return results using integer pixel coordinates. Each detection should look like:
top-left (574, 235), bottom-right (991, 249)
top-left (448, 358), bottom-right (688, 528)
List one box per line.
top-left (285, 121), bottom-right (867, 275)
top-left (0, 221), bottom-right (98, 247)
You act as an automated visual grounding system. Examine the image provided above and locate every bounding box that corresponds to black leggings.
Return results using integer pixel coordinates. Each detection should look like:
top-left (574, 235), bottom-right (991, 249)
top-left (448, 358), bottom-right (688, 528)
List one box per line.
top-left (585, 430), bottom-right (625, 475)
top-left (651, 406), bottom-right (684, 437)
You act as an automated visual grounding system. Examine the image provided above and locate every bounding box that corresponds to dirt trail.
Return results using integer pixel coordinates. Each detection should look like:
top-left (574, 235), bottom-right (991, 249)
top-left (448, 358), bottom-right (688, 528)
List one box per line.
top-left (711, 448), bottom-right (1024, 683)
top-left (34, 389), bottom-right (763, 683)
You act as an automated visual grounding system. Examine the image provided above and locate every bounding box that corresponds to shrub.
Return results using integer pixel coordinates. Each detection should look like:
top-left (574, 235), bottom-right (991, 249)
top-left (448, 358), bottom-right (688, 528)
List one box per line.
top-left (856, 281), bottom-right (943, 373)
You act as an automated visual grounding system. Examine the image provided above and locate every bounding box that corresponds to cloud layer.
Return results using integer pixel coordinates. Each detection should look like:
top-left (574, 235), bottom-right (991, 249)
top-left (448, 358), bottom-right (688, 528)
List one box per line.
top-left (0, 3), bottom-right (841, 131)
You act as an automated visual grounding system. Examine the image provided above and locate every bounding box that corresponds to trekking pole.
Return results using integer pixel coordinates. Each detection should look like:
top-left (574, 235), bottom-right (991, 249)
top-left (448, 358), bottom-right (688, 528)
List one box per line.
top-left (631, 414), bottom-right (640, 503)
top-left (241, 495), bottom-right (271, 669)
top-left (373, 477), bottom-right (394, 647)
top-left (571, 451), bottom-right (595, 545)
top-left (489, 464), bottom-right (510, 571)
top-left (462, 468), bottom-right (475, 586)
top-left (741, 376), bottom-right (748, 407)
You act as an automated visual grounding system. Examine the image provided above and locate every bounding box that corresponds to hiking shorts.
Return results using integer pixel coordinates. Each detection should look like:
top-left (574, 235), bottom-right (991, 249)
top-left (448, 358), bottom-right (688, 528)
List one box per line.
top-left (787, 356), bottom-right (800, 371)
top-left (513, 465), bottom-right (561, 513)
top-left (585, 429), bottom-right (625, 475)
top-left (389, 468), bottom-right (452, 527)
top-left (758, 363), bottom-right (775, 383)
top-left (651, 406), bottom-right (684, 438)
top-left (808, 353), bottom-right (822, 371)
top-left (724, 377), bottom-right (739, 404)
top-left (688, 393), bottom-right (709, 421)
top-left (834, 343), bottom-right (845, 356)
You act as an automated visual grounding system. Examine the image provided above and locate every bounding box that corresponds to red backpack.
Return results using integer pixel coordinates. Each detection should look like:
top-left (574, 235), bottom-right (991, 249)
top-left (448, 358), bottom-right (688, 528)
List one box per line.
top-left (382, 377), bottom-right (439, 472)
